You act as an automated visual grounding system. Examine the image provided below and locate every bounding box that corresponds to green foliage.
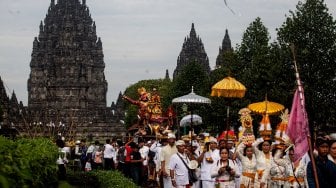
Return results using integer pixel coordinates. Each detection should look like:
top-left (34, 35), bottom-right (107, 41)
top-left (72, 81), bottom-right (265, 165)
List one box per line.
top-left (0, 136), bottom-right (59, 188)
top-left (277, 0), bottom-right (336, 128)
top-left (171, 61), bottom-right (210, 99)
top-left (67, 170), bottom-right (138, 188)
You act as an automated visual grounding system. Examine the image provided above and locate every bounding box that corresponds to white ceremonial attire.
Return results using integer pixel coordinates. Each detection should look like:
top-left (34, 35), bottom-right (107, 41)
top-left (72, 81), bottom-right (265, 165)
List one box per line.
top-left (265, 153), bottom-right (286, 188)
top-left (236, 143), bottom-right (257, 188)
top-left (274, 150), bottom-right (307, 188)
top-left (160, 144), bottom-right (177, 188)
top-left (252, 138), bottom-right (272, 188)
top-left (211, 159), bottom-right (240, 188)
top-left (169, 152), bottom-right (190, 187)
top-left (200, 149), bottom-right (220, 187)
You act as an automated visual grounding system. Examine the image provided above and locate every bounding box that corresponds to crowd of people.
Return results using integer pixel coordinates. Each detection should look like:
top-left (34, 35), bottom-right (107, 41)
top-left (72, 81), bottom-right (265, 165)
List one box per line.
top-left (55, 132), bottom-right (336, 188)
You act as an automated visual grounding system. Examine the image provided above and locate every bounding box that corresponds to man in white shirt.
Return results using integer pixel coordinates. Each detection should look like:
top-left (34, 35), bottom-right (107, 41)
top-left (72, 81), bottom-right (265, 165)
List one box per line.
top-left (169, 140), bottom-right (190, 188)
top-left (103, 139), bottom-right (117, 170)
top-left (139, 139), bottom-right (150, 184)
top-left (160, 133), bottom-right (177, 188)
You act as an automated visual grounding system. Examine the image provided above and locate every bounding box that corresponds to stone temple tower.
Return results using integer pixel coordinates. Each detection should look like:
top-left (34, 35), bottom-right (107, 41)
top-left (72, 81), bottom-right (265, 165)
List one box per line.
top-left (173, 23), bottom-right (210, 79)
top-left (26, 0), bottom-right (125, 140)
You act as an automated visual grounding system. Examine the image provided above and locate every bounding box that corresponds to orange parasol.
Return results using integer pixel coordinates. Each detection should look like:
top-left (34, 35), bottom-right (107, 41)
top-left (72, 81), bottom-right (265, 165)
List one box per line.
top-left (211, 76), bottom-right (246, 98)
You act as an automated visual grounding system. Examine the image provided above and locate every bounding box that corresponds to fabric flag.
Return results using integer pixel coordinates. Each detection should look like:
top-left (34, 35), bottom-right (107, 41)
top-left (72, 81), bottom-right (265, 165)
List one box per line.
top-left (286, 88), bottom-right (309, 163)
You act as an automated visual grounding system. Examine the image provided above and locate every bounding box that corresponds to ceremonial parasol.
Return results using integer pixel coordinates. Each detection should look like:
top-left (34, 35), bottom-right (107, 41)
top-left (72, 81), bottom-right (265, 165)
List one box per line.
top-left (248, 100), bottom-right (285, 115)
top-left (172, 87), bottom-right (211, 104)
top-left (211, 76), bottom-right (246, 98)
top-left (180, 114), bottom-right (202, 127)
top-left (211, 76), bottom-right (246, 135)
top-left (172, 87), bottom-right (211, 138)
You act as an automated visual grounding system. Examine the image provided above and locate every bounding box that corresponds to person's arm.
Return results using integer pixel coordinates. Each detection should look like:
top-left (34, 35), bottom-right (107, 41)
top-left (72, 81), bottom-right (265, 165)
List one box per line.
top-left (306, 162), bottom-right (316, 188)
top-left (252, 137), bottom-right (264, 156)
top-left (169, 156), bottom-right (177, 187)
top-left (160, 149), bottom-right (168, 177)
top-left (273, 149), bottom-right (287, 167)
top-left (170, 169), bottom-right (177, 187)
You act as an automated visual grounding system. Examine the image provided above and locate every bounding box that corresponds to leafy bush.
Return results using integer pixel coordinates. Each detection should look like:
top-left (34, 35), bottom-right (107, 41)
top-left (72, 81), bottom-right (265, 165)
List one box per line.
top-left (67, 170), bottom-right (138, 188)
top-left (0, 136), bottom-right (59, 187)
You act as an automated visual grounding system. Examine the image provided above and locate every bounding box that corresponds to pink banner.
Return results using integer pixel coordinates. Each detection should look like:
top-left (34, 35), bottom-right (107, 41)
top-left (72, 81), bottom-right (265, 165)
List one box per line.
top-left (286, 88), bottom-right (309, 163)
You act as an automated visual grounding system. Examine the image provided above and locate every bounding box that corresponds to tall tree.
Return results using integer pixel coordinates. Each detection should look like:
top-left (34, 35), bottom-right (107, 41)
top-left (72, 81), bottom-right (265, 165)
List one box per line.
top-left (237, 17), bottom-right (274, 103)
top-left (277, 0), bottom-right (336, 129)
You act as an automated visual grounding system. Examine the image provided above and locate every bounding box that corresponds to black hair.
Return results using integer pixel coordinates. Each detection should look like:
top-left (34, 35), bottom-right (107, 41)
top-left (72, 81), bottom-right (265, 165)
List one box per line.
top-left (243, 145), bottom-right (253, 156)
top-left (56, 139), bottom-right (65, 148)
top-left (315, 136), bottom-right (330, 147)
top-left (258, 140), bottom-right (272, 151)
top-left (219, 147), bottom-right (229, 154)
top-left (106, 139), bottom-right (110, 144)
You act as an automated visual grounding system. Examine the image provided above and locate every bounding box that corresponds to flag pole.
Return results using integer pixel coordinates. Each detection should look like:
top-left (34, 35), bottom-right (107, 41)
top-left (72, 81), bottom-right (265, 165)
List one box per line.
top-left (290, 44), bottom-right (319, 188)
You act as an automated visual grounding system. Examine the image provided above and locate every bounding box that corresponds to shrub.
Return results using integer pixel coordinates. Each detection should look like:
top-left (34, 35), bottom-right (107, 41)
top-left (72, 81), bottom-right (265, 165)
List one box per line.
top-left (0, 136), bottom-right (59, 187)
top-left (67, 170), bottom-right (138, 188)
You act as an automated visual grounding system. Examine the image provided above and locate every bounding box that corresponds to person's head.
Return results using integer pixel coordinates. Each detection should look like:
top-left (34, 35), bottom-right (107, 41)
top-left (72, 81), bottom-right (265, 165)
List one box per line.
top-left (129, 141), bottom-right (137, 149)
top-left (160, 138), bottom-right (168, 146)
top-left (219, 140), bottom-right (226, 148)
top-left (226, 140), bottom-right (234, 149)
top-left (132, 145), bottom-right (139, 152)
top-left (167, 135), bottom-right (176, 146)
top-left (288, 147), bottom-right (295, 162)
top-left (94, 140), bottom-right (100, 146)
top-left (315, 137), bottom-right (330, 157)
top-left (329, 140), bottom-right (336, 158)
top-left (209, 137), bottom-right (218, 150)
top-left (106, 139), bottom-right (110, 144)
top-left (80, 139), bottom-right (86, 146)
top-left (219, 147), bottom-right (229, 161)
top-left (244, 145), bottom-right (253, 158)
top-left (138, 139), bottom-right (145, 148)
top-left (175, 140), bottom-right (186, 153)
top-left (258, 140), bottom-right (272, 153)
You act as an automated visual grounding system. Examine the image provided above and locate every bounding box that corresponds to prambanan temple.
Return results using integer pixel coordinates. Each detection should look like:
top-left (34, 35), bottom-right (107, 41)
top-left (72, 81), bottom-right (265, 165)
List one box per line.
top-left (0, 0), bottom-right (234, 140)
top-left (1, 0), bottom-right (126, 140)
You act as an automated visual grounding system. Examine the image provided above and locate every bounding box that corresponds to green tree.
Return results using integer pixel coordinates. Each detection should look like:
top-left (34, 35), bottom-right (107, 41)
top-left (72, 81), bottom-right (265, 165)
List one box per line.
top-left (170, 60), bottom-right (210, 99)
top-left (237, 17), bottom-right (273, 104)
top-left (277, 0), bottom-right (336, 129)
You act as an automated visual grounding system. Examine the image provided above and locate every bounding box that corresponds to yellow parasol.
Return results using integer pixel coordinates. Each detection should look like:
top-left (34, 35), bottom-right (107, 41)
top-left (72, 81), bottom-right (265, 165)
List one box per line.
top-left (211, 76), bottom-right (246, 98)
top-left (211, 76), bottom-right (246, 138)
top-left (248, 100), bottom-right (285, 115)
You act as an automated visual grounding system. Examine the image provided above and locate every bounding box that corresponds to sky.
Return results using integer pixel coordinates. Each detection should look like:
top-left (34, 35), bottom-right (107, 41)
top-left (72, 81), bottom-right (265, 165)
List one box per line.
top-left (0, 0), bottom-right (335, 106)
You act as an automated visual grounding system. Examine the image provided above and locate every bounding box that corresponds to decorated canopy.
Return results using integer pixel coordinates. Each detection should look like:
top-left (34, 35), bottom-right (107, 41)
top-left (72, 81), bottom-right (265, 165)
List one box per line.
top-left (248, 100), bottom-right (284, 115)
top-left (180, 114), bottom-right (202, 127)
top-left (172, 87), bottom-right (211, 104)
top-left (211, 76), bottom-right (246, 98)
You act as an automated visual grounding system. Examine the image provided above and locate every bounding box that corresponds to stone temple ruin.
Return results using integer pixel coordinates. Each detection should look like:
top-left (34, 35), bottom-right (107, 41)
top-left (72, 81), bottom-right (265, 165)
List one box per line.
top-left (0, 0), bottom-right (126, 140)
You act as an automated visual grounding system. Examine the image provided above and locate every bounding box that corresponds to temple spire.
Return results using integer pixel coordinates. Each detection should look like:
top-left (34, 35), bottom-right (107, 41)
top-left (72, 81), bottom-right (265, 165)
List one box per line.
top-left (190, 23), bottom-right (196, 39)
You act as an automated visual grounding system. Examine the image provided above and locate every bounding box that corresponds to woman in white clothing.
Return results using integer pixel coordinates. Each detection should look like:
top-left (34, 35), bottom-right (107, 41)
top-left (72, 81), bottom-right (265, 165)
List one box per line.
top-left (265, 147), bottom-right (287, 188)
top-left (211, 148), bottom-right (240, 188)
top-left (273, 147), bottom-right (306, 188)
top-left (252, 138), bottom-right (272, 188)
top-left (236, 142), bottom-right (257, 188)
